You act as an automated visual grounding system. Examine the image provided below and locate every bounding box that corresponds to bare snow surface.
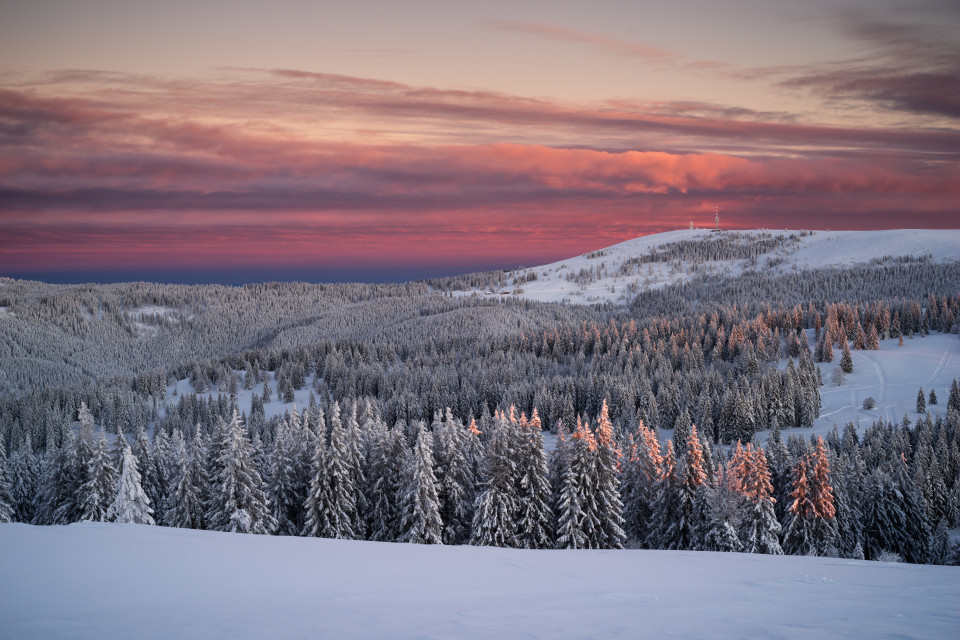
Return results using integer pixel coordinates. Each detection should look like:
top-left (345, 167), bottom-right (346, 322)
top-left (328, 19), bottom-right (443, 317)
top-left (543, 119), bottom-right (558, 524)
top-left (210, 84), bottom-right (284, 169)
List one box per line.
top-left (2, 522), bottom-right (958, 640)
top-left (471, 229), bottom-right (960, 305)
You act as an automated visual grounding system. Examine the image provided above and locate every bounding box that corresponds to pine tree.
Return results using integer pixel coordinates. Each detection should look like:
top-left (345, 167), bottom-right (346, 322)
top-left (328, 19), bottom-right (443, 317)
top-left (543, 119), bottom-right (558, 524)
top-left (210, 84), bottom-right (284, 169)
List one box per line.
top-left (658, 425), bottom-right (707, 551)
top-left (63, 402), bottom-right (99, 523)
top-left (930, 519), bottom-right (951, 565)
top-left (207, 410), bottom-right (274, 534)
top-left (302, 429), bottom-right (333, 538)
top-left (893, 455), bottom-right (931, 564)
top-left (701, 467), bottom-right (744, 553)
top-left (517, 409), bottom-right (554, 549)
top-left (132, 424), bottom-right (162, 523)
top-left (862, 469), bottom-right (910, 562)
top-left (672, 407), bottom-right (692, 452)
top-left (929, 389), bottom-right (938, 405)
top-left (401, 422), bottom-right (443, 544)
top-left (108, 444), bottom-right (155, 525)
top-left (783, 436), bottom-right (837, 556)
top-left (344, 402), bottom-right (367, 538)
top-left (266, 416), bottom-right (305, 536)
top-left (435, 413), bottom-right (476, 545)
top-left (33, 435), bottom-right (76, 525)
top-left (594, 401), bottom-right (626, 549)
top-left (321, 403), bottom-right (358, 538)
top-left (840, 341), bottom-right (853, 374)
top-left (916, 388), bottom-right (926, 414)
top-left (866, 324), bottom-right (880, 350)
top-left (166, 431), bottom-right (206, 530)
top-left (620, 421), bottom-right (662, 545)
top-left (555, 417), bottom-right (597, 549)
top-left (647, 440), bottom-right (682, 550)
top-left (734, 444), bottom-right (783, 554)
top-left (8, 437), bottom-right (38, 523)
top-left (471, 413), bottom-right (521, 548)
top-left (367, 422), bottom-right (411, 542)
top-left (0, 433), bottom-right (14, 523)
top-left (77, 428), bottom-right (117, 522)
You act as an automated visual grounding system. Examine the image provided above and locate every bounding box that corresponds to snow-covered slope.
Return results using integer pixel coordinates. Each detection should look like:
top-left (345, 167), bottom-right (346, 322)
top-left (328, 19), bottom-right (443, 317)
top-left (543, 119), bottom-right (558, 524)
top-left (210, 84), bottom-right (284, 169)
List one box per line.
top-left (474, 229), bottom-right (960, 305)
top-left (2, 522), bottom-right (958, 640)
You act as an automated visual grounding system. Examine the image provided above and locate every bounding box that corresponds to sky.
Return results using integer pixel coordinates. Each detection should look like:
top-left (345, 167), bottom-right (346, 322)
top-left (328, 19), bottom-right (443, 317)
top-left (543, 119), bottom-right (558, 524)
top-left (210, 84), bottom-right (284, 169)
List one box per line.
top-left (1, 0), bottom-right (958, 284)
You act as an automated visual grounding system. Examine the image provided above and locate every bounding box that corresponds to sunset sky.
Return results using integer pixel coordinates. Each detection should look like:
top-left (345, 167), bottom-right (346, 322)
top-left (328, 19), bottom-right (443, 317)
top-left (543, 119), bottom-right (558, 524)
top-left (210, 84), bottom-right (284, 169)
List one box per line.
top-left (1, 0), bottom-right (958, 283)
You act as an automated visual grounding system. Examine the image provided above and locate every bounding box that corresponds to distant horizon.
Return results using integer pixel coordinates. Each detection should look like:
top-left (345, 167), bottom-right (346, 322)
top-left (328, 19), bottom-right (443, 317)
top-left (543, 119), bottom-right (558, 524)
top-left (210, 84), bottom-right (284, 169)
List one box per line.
top-left (5, 225), bottom-right (958, 286)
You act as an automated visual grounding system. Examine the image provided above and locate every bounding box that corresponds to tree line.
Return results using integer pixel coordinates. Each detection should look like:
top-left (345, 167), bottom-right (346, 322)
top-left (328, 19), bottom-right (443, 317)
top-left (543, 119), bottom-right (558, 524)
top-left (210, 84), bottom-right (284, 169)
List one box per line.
top-left (3, 385), bottom-right (959, 565)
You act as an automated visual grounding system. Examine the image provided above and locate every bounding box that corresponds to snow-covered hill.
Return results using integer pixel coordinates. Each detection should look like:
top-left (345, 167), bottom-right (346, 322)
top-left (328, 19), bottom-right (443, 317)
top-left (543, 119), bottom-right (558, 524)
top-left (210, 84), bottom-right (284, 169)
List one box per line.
top-left (1, 522), bottom-right (958, 640)
top-left (473, 229), bottom-right (960, 305)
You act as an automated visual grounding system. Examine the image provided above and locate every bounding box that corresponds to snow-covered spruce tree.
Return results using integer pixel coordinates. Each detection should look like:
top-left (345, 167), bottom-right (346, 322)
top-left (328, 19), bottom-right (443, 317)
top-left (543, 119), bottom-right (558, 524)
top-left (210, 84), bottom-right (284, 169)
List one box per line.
top-left (733, 443), bottom-right (782, 554)
top-left (132, 424), bottom-right (162, 523)
top-left (594, 401), bottom-right (626, 549)
top-left (646, 439), bottom-right (680, 550)
top-left (892, 455), bottom-right (931, 564)
top-left (516, 409), bottom-right (554, 549)
top-left (620, 420), bottom-right (662, 546)
top-left (8, 435), bottom-right (38, 523)
top-left (302, 403), bottom-right (357, 539)
top-left (840, 341), bottom-right (854, 374)
top-left (107, 442), bottom-right (155, 525)
top-left (555, 417), bottom-right (591, 549)
top-left (668, 425), bottom-right (708, 550)
top-left (367, 422), bottom-right (411, 542)
top-left (930, 519), bottom-right (952, 565)
top-left (344, 401), bottom-right (367, 538)
top-left (401, 421), bottom-right (443, 544)
top-left (267, 414), bottom-right (306, 536)
top-left (948, 379), bottom-right (960, 415)
top-left (302, 426), bottom-right (333, 538)
top-left (0, 433), bottom-right (14, 523)
top-left (435, 410), bottom-right (476, 545)
top-left (701, 465), bottom-right (744, 553)
top-left (830, 452), bottom-right (864, 558)
top-left (55, 403), bottom-right (97, 524)
top-left (77, 428), bottom-right (118, 522)
top-left (672, 407), bottom-right (692, 454)
top-left (556, 417), bottom-right (604, 549)
top-left (916, 388), bottom-right (926, 414)
top-left (471, 413), bottom-right (521, 547)
top-left (32, 434), bottom-right (72, 525)
top-left (549, 420), bottom-right (572, 522)
top-left (783, 436), bottom-right (838, 556)
top-left (861, 469), bottom-right (910, 562)
top-left (166, 430), bottom-right (207, 530)
top-left (207, 410), bottom-right (274, 535)
top-left (150, 427), bottom-right (178, 526)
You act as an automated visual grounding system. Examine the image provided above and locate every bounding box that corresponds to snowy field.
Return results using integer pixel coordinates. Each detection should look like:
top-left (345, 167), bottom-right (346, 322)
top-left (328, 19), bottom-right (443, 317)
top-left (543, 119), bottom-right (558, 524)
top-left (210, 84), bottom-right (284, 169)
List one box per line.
top-left (815, 333), bottom-right (960, 429)
top-left (467, 229), bottom-right (960, 305)
top-left (1, 522), bottom-right (958, 640)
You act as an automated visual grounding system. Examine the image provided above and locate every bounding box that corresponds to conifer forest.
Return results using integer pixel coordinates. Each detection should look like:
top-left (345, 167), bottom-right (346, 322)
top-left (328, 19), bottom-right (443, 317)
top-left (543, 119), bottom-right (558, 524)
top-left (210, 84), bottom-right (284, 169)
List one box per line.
top-left (2, 232), bottom-right (960, 566)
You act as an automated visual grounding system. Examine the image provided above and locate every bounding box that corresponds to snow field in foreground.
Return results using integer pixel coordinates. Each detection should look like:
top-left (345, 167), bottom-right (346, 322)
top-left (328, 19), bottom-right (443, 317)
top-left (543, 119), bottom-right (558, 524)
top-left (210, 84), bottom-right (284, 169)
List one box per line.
top-left (1, 522), bottom-right (958, 640)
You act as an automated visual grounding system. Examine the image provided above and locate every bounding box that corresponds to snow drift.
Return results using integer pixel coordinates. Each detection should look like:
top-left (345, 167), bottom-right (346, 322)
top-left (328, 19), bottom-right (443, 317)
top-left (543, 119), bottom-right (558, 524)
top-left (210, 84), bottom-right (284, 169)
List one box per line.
top-left (1, 522), bottom-right (957, 639)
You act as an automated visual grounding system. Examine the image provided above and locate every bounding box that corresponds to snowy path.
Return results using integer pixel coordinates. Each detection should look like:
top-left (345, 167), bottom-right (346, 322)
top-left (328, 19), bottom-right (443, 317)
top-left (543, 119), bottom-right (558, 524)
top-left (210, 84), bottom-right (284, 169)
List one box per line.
top-left (754, 333), bottom-right (960, 443)
top-left (2, 522), bottom-right (959, 640)
top-left (819, 334), bottom-right (960, 432)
